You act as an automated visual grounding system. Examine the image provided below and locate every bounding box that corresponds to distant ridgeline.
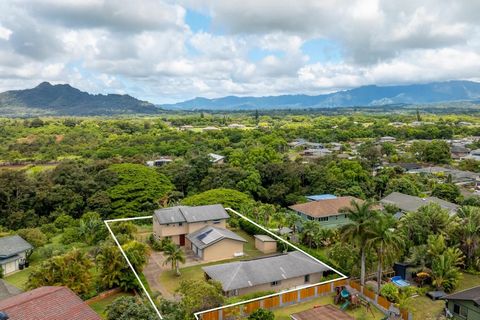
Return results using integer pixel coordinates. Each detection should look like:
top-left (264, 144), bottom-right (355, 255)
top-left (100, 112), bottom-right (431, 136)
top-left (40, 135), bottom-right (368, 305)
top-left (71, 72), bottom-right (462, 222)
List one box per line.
top-left (161, 80), bottom-right (480, 111)
top-left (0, 82), bottom-right (159, 116)
top-left (1, 80), bottom-right (480, 116)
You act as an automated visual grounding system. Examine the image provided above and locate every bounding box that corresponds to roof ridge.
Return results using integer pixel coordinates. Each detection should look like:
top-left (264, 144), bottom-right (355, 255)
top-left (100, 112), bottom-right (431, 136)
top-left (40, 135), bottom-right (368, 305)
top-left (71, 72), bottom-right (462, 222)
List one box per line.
top-left (0, 286), bottom-right (66, 310)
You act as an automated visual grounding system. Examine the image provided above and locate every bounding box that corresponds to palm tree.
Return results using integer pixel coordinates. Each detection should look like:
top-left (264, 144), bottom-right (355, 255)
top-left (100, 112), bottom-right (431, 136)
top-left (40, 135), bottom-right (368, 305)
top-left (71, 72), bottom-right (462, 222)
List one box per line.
top-left (301, 220), bottom-right (321, 247)
top-left (456, 206), bottom-right (480, 268)
top-left (367, 214), bottom-right (404, 294)
top-left (163, 244), bottom-right (186, 276)
top-left (340, 200), bottom-right (378, 285)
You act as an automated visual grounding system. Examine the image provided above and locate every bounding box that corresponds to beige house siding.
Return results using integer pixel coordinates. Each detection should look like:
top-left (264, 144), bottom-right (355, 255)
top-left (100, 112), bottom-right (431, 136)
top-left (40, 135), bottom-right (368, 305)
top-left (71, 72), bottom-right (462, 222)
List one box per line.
top-left (228, 272), bottom-right (323, 296)
top-left (187, 220), bottom-right (226, 233)
top-left (255, 238), bottom-right (277, 254)
top-left (202, 239), bottom-right (244, 262)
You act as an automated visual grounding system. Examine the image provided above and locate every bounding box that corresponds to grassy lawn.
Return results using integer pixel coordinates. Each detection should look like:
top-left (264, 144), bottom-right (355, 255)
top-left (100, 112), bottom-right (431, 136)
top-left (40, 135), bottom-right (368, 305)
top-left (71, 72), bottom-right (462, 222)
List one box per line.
top-left (89, 292), bottom-right (133, 319)
top-left (273, 294), bottom-right (385, 320)
top-left (232, 228), bottom-right (266, 259)
top-left (4, 267), bottom-right (33, 290)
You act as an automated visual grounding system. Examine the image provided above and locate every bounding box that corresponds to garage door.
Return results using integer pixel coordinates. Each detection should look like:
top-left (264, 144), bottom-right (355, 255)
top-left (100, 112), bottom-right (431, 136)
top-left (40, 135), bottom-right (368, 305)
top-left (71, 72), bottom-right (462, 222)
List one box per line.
top-left (4, 261), bottom-right (17, 274)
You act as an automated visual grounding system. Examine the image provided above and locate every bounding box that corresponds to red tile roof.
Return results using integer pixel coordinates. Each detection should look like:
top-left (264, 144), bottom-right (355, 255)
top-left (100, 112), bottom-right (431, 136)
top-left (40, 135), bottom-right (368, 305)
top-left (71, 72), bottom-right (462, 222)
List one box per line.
top-left (289, 196), bottom-right (363, 218)
top-left (0, 286), bottom-right (101, 320)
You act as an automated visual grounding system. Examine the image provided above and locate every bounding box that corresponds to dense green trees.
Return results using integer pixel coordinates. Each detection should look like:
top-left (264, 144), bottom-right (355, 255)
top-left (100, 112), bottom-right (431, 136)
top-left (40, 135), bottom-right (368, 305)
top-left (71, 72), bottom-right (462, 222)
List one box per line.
top-left (106, 296), bottom-right (157, 320)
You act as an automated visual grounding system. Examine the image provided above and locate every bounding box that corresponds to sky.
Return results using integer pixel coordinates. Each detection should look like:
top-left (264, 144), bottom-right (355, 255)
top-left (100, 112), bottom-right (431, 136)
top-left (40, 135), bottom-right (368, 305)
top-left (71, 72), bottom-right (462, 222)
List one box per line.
top-left (0, 0), bottom-right (479, 104)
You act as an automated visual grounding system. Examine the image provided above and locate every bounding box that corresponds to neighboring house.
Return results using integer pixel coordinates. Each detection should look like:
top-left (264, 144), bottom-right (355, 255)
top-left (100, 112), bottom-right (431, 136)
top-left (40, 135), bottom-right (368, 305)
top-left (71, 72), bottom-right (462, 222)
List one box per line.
top-left (0, 280), bottom-right (22, 301)
top-left (389, 162), bottom-right (423, 172)
top-left (254, 235), bottom-right (277, 254)
top-left (444, 286), bottom-right (480, 320)
top-left (467, 149), bottom-right (480, 161)
top-left (380, 192), bottom-right (458, 218)
top-left (301, 148), bottom-right (332, 158)
top-left (227, 123), bottom-right (245, 129)
top-left (0, 286), bottom-right (101, 320)
top-left (290, 304), bottom-right (354, 320)
top-left (146, 157), bottom-right (173, 167)
top-left (153, 204), bottom-right (230, 246)
top-left (208, 153), bottom-right (225, 164)
top-left (202, 126), bottom-right (219, 131)
top-left (0, 235), bottom-right (32, 276)
top-left (288, 139), bottom-right (325, 150)
top-left (186, 225), bottom-right (246, 262)
top-left (179, 125), bottom-right (194, 130)
top-left (451, 144), bottom-right (471, 160)
top-left (289, 196), bottom-right (363, 228)
top-left (379, 136), bottom-right (396, 143)
top-left (408, 166), bottom-right (480, 186)
top-left (203, 251), bottom-right (330, 297)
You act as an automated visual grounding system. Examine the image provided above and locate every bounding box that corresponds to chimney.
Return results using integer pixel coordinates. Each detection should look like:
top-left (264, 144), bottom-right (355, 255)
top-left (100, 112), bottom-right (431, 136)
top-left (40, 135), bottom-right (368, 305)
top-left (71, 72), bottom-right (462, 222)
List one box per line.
top-left (0, 311), bottom-right (9, 320)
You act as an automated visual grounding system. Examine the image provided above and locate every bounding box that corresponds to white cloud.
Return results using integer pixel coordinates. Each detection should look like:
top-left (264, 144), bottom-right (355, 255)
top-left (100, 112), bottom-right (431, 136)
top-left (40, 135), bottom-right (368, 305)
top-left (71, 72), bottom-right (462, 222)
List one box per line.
top-left (0, 0), bottom-right (478, 102)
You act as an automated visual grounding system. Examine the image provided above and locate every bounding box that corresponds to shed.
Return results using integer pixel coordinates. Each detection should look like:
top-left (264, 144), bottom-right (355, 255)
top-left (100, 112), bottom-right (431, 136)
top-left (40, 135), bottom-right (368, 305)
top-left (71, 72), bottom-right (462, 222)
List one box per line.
top-left (254, 235), bottom-right (277, 254)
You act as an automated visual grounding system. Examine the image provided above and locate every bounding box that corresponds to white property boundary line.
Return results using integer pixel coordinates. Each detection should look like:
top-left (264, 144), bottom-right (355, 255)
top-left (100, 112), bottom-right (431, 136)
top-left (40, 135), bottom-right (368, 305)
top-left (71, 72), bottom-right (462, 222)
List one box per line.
top-left (104, 208), bottom-right (348, 320)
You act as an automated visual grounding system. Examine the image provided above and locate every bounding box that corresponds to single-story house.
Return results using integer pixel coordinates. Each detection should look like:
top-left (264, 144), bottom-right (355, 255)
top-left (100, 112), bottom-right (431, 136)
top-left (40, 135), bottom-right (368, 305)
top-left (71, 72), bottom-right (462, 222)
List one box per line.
top-left (153, 204), bottom-right (230, 246)
top-left (444, 286), bottom-right (480, 320)
top-left (0, 235), bottom-right (32, 276)
top-left (254, 235), bottom-right (277, 254)
top-left (227, 123), bottom-right (245, 129)
top-left (407, 166), bottom-right (480, 186)
top-left (0, 280), bottom-right (22, 301)
top-left (203, 251), bottom-right (330, 297)
top-left (379, 136), bottom-right (396, 143)
top-left (186, 225), bottom-right (246, 262)
top-left (380, 192), bottom-right (458, 218)
top-left (146, 157), bottom-right (173, 167)
top-left (290, 304), bottom-right (354, 320)
top-left (208, 153), bottom-right (225, 164)
top-left (0, 286), bottom-right (101, 320)
top-left (301, 148), bottom-right (332, 158)
top-left (289, 196), bottom-right (363, 228)
top-left (451, 144), bottom-right (471, 160)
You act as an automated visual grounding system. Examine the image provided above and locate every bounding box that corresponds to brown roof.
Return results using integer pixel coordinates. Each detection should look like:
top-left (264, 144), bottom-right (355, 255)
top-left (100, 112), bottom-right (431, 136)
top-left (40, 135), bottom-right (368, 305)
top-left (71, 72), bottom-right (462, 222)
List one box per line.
top-left (0, 286), bottom-right (101, 320)
top-left (291, 304), bottom-right (354, 320)
top-left (289, 196), bottom-right (363, 218)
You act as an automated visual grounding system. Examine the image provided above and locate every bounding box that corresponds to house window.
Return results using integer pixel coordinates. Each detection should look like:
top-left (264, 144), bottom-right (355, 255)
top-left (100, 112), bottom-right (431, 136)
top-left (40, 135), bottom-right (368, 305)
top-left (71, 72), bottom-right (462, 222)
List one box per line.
top-left (271, 280), bottom-right (281, 286)
top-left (317, 217), bottom-right (328, 222)
top-left (213, 220), bottom-right (221, 224)
top-left (304, 275), bottom-right (310, 283)
top-left (230, 289), bottom-right (239, 296)
top-left (178, 223), bottom-right (183, 226)
top-left (453, 304), bottom-right (468, 318)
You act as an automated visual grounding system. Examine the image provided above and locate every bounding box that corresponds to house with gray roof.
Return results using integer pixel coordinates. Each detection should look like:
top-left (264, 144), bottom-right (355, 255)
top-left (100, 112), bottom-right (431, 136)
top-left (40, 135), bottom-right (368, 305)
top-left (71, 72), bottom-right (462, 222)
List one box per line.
top-left (203, 251), bottom-right (331, 297)
top-left (186, 225), bottom-right (246, 262)
top-left (0, 235), bottom-right (32, 276)
top-left (381, 192), bottom-right (458, 218)
top-left (444, 285), bottom-right (480, 320)
top-left (153, 204), bottom-right (230, 246)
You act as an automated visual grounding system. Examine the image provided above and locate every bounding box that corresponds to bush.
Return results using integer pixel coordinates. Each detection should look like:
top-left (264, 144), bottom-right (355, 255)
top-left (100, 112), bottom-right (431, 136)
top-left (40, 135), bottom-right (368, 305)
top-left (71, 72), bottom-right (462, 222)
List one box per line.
top-left (239, 218), bottom-right (266, 236)
top-left (147, 234), bottom-right (163, 251)
top-left (380, 283), bottom-right (399, 303)
top-left (17, 228), bottom-right (47, 248)
top-left (248, 308), bottom-right (275, 320)
top-left (61, 227), bottom-right (82, 245)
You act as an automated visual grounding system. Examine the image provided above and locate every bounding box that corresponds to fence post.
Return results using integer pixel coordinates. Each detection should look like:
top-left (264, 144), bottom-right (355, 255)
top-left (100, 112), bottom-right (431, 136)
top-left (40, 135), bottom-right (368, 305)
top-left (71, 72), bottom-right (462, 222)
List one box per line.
top-left (218, 309), bottom-right (223, 320)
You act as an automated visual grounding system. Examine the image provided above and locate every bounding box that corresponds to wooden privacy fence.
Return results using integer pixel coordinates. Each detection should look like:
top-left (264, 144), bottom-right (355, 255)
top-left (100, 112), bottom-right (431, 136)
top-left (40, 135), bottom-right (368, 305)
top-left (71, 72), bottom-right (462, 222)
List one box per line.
top-left (198, 279), bottom-right (412, 320)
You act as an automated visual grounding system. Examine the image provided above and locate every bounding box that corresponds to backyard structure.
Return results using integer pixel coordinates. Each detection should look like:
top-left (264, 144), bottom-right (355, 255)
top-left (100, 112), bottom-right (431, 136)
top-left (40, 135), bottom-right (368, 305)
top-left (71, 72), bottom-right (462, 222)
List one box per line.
top-left (289, 196), bottom-right (363, 228)
top-left (202, 251), bottom-right (331, 297)
top-left (186, 225), bottom-right (247, 262)
top-left (0, 286), bottom-right (101, 320)
top-left (290, 304), bottom-right (354, 320)
top-left (0, 235), bottom-right (32, 276)
top-left (153, 204), bottom-right (230, 246)
top-left (254, 235), bottom-right (277, 254)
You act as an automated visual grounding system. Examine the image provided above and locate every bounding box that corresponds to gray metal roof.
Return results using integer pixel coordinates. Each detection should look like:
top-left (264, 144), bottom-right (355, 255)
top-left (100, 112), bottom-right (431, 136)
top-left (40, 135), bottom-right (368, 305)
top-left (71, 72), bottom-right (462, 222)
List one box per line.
top-left (0, 235), bottom-right (32, 258)
top-left (187, 226), bottom-right (246, 250)
top-left (254, 235), bottom-right (276, 242)
top-left (444, 286), bottom-right (480, 304)
top-left (202, 251), bottom-right (330, 291)
top-left (381, 192), bottom-right (458, 214)
top-left (0, 279), bottom-right (22, 300)
top-left (154, 204), bottom-right (230, 224)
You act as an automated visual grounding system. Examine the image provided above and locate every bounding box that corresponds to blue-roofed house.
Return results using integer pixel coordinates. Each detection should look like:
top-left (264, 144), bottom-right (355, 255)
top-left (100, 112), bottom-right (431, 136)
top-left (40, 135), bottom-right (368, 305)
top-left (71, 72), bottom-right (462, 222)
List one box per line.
top-left (306, 194), bottom-right (337, 202)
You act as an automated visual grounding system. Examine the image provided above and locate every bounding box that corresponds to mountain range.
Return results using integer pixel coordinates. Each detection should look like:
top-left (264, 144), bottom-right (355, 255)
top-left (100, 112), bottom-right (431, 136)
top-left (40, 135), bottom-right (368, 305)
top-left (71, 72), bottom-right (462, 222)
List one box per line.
top-left (162, 80), bottom-right (480, 110)
top-left (0, 82), bottom-right (157, 116)
top-left (1, 80), bottom-right (480, 116)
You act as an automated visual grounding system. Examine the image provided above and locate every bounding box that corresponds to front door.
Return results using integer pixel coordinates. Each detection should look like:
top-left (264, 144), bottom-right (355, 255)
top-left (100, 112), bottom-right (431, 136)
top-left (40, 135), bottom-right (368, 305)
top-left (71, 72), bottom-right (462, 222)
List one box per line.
top-left (179, 234), bottom-right (185, 246)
